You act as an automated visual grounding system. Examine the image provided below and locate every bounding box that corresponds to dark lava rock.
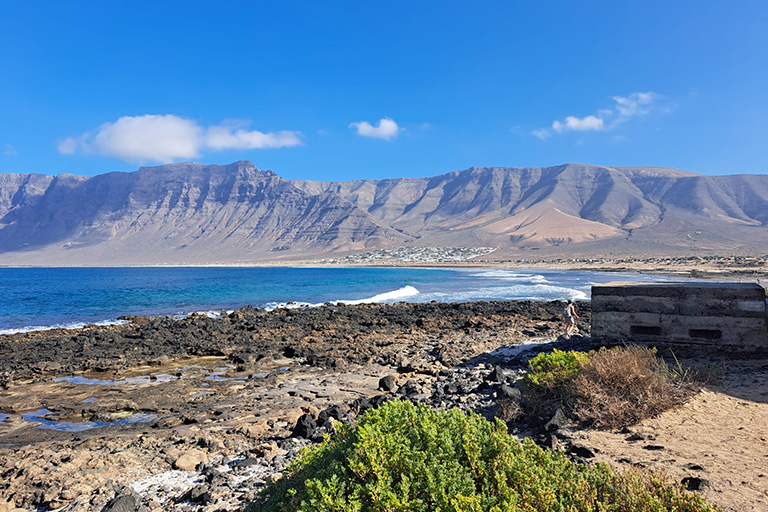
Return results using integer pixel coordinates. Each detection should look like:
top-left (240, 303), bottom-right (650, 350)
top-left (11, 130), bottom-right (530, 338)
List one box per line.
top-left (642, 444), bottom-right (665, 451)
top-left (202, 466), bottom-right (228, 486)
top-left (681, 476), bottom-right (709, 491)
top-left (176, 484), bottom-right (211, 504)
top-left (351, 394), bottom-right (390, 415)
top-left (101, 490), bottom-right (148, 512)
top-left (496, 384), bottom-right (522, 402)
top-left (474, 381), bottom-right (492, 392)
top-left (567, 444), bottom-right (596, 458)
top-left (397, 379), bottom-right (418, 396)
top-left (543, 408), bottom-right (568, 432)
top-left (292, 414), bottom-right (317, 439)
top-left (485, 366), bottom-right (506, 384)
top-left (318, 405), bottom-right (350, 424)
top-left (233, 458), bottom-right (261, 469)
top-left (378, 375), bottom-right (396, 392)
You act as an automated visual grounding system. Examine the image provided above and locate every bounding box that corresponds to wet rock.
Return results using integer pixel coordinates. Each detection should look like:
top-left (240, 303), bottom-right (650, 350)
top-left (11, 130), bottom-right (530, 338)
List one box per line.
top-left (202, 466), bottom-right (228, 487)
top-left (378, 375), bottom-right (396, 392)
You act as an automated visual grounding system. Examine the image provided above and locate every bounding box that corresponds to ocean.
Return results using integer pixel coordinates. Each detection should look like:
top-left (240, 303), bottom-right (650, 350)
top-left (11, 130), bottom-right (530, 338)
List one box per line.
top-left (0, 266), bottom-right (694, 334)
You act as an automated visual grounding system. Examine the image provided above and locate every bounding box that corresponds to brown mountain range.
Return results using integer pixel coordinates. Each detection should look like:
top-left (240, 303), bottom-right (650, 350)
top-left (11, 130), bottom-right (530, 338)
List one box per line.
top-left (0, 161), bottom-right (766, 265)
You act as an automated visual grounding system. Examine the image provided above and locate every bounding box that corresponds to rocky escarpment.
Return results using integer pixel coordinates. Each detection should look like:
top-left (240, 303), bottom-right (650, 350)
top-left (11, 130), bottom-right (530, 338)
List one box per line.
top-left (0, 161), bottom-right (408, 265)
top-left (2, 162), bottom-right (768, 265)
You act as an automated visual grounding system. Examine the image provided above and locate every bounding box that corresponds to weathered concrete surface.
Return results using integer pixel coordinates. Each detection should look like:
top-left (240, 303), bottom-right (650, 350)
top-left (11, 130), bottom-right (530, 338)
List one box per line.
top-left (591, 281), bottom-right (768, 348)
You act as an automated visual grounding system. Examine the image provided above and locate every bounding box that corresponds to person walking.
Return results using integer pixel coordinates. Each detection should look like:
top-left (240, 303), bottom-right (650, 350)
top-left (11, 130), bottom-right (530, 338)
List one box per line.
top-left (562, 299), bottom-right (579, 337)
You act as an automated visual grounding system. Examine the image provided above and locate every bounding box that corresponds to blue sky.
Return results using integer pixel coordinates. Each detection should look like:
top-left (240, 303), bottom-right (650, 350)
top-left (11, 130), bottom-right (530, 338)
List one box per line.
top-left (1, 1), bottom-right (766, 180)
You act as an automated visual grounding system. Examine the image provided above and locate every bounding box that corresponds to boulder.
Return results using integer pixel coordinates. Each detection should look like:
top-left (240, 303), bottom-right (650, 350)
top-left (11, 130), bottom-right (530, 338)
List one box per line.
top-left (485, 366), bottom-right (506, 384)
top-left (100, 490), bottom-right (148, 512)
top-left (292, 413), bottom-right (317, 439)
top-left (173, 449), bottom-right (209, 471)
top-left (496, 384), bottom-right (522, 402)
top-left (681, 476), bottom-right (709, 491)
top-left (543, 408), bottom-right (568, 432)
top-left (378, 375), bottom-right (396, 392)
top-left (317, 405), bottom-right (350, 424)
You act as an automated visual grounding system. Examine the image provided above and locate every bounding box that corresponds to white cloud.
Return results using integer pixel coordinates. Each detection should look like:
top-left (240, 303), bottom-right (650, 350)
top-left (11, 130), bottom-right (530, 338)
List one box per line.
top-left (349, 117), bottom-right (400, 140)
top-left (92, 115), bottom-right (203, 162)
top-left (533, 91), bottom-right (664, 140)
top-left (205, 125), bottom-right (302, 150)
top-left (58, 114), bottom-right (303, 163)
top-left (3, 143), bottom-right (18, 156)
top-left (552, 115), bottom-right (604, 132)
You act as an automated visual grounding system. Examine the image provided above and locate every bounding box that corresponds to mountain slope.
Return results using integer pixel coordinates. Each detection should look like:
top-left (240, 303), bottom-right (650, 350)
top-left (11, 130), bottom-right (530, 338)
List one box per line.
top-left (0, 161), bottom-right (410, 264)
top-left (295, 163), bottom-right (768, 252)
top-left (1, 161), bottom-right (767, 265)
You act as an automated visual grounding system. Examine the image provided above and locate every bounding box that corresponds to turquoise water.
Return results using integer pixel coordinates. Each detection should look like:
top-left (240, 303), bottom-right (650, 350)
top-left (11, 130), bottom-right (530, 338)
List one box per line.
top-left (0, 266), bottom-right (692, 334)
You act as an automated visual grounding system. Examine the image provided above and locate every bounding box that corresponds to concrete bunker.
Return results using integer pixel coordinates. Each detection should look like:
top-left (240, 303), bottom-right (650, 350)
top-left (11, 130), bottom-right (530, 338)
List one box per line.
top-left (591, 281), bottom-right (768, 349)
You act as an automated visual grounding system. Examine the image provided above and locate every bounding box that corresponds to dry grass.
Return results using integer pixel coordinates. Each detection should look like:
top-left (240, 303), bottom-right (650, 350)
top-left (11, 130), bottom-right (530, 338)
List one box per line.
top-left (571, 346), bottom-right (696, 428)
top-left (494, 398), bottom-right (523, 423)
top-left (521, 345), bottom-right (698, 429)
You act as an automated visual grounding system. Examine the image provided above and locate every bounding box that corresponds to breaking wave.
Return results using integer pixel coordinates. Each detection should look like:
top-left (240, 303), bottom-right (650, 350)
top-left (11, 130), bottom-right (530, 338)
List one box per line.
top-left (263, 285), bottom-right (420, 310)
top-left (339, 285), bottom-right (420, 305)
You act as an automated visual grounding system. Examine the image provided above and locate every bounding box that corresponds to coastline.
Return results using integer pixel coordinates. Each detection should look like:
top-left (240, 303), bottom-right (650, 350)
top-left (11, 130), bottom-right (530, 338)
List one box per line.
top-left (2, 255), bottom-right (766, 281)
top-left (0, 300), bottom-right (766, 511)
top-left (1, 259), bottom-right (764, 336)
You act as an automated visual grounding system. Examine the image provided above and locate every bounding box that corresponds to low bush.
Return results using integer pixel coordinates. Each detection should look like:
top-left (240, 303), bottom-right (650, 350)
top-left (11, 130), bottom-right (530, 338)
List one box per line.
top-left (525, 348), bottom-right (589, 390)
top-left (524, 346), bottom-right (696, 428)
top-left (249, 399), bottom-right (717, 512)
top-left (571, 346), bottom-right (695, 428)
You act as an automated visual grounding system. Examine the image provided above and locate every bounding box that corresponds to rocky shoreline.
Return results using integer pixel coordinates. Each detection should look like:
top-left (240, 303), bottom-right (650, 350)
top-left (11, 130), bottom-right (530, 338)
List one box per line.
top-left (0, 301), bottom-right (586, 511)
top-left (0, 300), bottom-right (765, 512)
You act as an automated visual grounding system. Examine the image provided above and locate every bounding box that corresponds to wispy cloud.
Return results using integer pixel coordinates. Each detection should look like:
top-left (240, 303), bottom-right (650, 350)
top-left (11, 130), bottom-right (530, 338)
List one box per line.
top-left (349, 117), bottom-right (400, 140)
top-left (533, 92), bottom-right (666, 139)
top-left (58, 114), bottom-right (303, 163)
top-left (3, 143), bottom-right (18, 156)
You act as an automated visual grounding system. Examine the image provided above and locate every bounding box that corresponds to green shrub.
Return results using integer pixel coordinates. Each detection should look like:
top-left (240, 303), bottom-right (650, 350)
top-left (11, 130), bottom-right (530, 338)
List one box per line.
top-left (525, 348), bottom-right (589, 390)
top-left (249, 400), bottom-right (717, 512)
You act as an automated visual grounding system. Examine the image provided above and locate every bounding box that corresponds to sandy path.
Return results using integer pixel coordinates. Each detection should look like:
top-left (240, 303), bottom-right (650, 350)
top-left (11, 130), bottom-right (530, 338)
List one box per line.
top-left (578, 358), bottom-right (768, 512)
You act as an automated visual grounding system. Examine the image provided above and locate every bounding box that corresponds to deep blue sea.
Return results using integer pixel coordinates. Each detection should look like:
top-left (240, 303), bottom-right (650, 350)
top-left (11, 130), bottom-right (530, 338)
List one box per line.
top-left (0, 266), bottom-right (694, 334)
